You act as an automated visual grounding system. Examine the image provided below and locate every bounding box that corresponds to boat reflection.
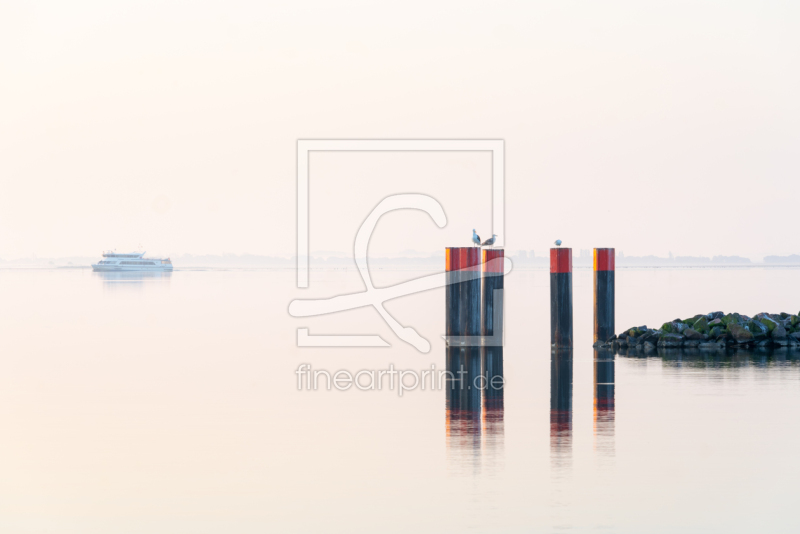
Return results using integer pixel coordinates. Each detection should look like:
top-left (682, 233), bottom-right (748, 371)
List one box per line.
top-left (550, 349), bottom-right (573, 473)
top-left (594, 348), bottom-right (615, 460)
top-left (445, 346), bottom-right (504, 475)
top-left (93, 270), bottom-right (172, 293)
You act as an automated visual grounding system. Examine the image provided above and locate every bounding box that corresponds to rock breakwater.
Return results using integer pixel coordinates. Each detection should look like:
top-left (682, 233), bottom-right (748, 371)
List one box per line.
top-left (594, 311), bottom-right (800, 350)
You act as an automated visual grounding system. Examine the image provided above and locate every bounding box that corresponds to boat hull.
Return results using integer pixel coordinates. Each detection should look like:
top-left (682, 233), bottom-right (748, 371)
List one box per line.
top-left (92, 264), bottom-right (173, 272)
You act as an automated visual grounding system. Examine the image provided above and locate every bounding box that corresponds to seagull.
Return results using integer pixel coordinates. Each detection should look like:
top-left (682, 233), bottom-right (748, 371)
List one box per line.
top-left (554, 239), bottom-right (562, 247)
top-left (472, 229), bottom-right (481, 247)
top-left (481, 234), bottom-right (497, 247)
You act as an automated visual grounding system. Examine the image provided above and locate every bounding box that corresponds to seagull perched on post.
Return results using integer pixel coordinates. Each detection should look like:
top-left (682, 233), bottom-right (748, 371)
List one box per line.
top-left (472, 229), bottom-right (481, 247)
top-left (481, 234), bottom-right (497, 248)
top-left (554, 239), bottom-right (562, 247)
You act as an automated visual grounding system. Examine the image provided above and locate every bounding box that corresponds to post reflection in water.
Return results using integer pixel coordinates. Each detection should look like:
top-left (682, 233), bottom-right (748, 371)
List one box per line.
top-left (445, 346), bottom-right (505, 474)
top-left (550, 349), bottom-right (573, 473)
top-left (482, 346), bottom-right (505, 471)
top-left (594, 348), bottom-right (616, 459)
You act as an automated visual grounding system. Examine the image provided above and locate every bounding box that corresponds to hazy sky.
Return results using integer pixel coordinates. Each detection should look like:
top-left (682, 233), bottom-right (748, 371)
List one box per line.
top-left (1, 1), bottom-right (798, 260)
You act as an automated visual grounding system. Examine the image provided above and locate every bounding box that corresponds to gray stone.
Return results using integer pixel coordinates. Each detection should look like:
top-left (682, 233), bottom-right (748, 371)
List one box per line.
top-left (684, 340), bottom-right (701, 348)
top-left (729, 324), bottom-right (754, 343)
top-left (673, 322), bottom-right (689, 334)
top-left (699, 341), bottom-right (725, 349)
top-left (684, 328), bottom-right (704, 340)
top-left (658, 334), bottom-right (684, 348)
top-left (639, 331), bottom-right (659, 344)
top-left (644, 341), bottom-right (656, 351)
top-left (772, 324), bottom-right (787, 340)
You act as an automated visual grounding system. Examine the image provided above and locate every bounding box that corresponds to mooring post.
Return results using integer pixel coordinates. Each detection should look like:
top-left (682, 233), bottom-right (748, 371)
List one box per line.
top-left (550, 248), bottom-right (573, 349)
top-left (593, 248), bottom-right (615, 344)
top-left (464, 248), bottom-right (481, 337)
top-left (445, 247), bottom-right (463, 340)
top-left (456, 248), bottom-right (469, 338)
top-left (482, 249), bottom-right (504, 343)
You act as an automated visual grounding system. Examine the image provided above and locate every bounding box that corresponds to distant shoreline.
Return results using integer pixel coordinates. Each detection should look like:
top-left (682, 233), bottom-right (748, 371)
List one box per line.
top-left (3, 253), bottom-right (800, 270)
top-left (3, 264), bottom-right (800, 271)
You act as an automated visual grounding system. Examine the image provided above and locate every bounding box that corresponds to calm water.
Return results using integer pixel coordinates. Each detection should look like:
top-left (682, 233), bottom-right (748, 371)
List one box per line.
top-left (1, 266), bottom-right (799, 533)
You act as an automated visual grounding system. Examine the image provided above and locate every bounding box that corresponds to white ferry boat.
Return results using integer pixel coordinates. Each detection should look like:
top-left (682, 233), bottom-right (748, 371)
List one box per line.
top-left (91, 251), bottom-right (173, 272)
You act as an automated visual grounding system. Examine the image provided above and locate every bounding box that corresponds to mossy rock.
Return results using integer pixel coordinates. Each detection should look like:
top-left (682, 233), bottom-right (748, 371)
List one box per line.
top-left (684, 314), bottom-right (705, 326)
top-left (791, 315), bottom-right (799, 327)
top-left (755, 314), bottom-right (778, 332)
top-left (627, 327), bottom-right (643, 338)
top-left (747, 320), bottom-right (768, 338)
top-left (709, 326), bottom-right (722, 339)
top-left (692, 316), bottom-right (710, 334)
top-left (721, 313), bottom-right (742, 326)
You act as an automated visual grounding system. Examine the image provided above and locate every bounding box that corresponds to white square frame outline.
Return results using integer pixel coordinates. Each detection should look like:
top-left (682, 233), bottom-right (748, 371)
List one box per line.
top-left (296, 139), bottom-right (505, 288)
